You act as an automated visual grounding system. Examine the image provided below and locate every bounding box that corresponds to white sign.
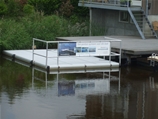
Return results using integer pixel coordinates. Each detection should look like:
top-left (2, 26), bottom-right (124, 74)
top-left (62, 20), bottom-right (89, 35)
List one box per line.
top-left (58, 41), bottom-right (110, 56)
top-left (75, 41), bottom-right (110, 56)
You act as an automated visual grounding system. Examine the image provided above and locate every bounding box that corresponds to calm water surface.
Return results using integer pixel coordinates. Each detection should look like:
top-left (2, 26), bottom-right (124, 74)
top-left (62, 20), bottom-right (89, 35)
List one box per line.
top-left (0, 56), bottom-right (158, 119)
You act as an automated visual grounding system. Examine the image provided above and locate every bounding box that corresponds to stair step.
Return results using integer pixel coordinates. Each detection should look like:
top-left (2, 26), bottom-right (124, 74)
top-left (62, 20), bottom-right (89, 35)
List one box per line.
top-left (133, 14), bottom-right (143, 16)
top-left (144, 32), bottom-right (155, 34)
top-left (144, 36), bottom-right (156, 38)
top-left (137, 21), bottom-right (143, 23)
top-left (144, 33), bottom-right (153, 35)
top-left (144, 33), bottom-right (152, 35)
top-left (133, 14), bottom-right (143, 15)
top-left (149, 28), bottom-right (154, 30)
top-left (144, 35), bottom-right (156, 37)
top-left (135, 18), bottom-right (143, 20)
top-left (134, 16), bottom-right (143, 18)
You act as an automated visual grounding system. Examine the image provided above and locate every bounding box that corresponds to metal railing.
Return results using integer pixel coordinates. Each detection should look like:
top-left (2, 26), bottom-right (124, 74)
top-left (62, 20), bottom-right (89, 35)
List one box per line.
top-left (32, 37), bottom-right (122, 68)
top-left (32, 38), bottom-right (59, 68)
top-left (79, 0), bottom-right (132, 7)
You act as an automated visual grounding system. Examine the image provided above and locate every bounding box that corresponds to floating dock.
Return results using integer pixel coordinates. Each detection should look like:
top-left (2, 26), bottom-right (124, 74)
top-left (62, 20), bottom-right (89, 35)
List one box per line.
top-left (3, 37), bottom-right (121, 73)
top-left (3, 49), bottom-right (119, 70)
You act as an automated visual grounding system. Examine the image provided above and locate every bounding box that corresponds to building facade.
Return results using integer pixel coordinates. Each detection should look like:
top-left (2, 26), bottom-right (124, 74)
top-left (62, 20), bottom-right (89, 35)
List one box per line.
top-left (78, 0), bottom-right (158, 39)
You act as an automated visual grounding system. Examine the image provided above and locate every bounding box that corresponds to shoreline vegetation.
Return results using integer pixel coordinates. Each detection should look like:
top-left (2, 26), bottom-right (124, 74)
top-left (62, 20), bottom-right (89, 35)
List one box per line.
top-left (0, 0), bottom-right (105, 54)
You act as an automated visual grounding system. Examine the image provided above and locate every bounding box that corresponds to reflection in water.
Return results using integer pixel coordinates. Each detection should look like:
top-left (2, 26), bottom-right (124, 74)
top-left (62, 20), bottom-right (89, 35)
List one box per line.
top-left (31, 67), bottom-right (158, 119)
top-left (149, 76), bottom-right (155, 89)
top-left (31, 68), bottom-right (121, 97)
top-left (31, 68), bottom-right (121, 119)
top-left (58, 81), bottom-right (75, 96)
top-left (1, 57), bottom-right (158, 119)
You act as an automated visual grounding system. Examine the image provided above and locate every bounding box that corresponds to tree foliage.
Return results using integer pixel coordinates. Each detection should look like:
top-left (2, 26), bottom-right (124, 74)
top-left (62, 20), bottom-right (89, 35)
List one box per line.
top-left (59, 0), bottom-right (74, 17)
top-left (0, 2), bottom-right (8, 15)
top-left (0, 0), bottom-right (90, 53)
top-left (0, 14), bottom-right (89, 52)
top-left (0, 0), bottom-right (89, 18)
top-left (28, 0), bottom-right (61, 15)
top-left (23, 4), bottom-right (35, 15)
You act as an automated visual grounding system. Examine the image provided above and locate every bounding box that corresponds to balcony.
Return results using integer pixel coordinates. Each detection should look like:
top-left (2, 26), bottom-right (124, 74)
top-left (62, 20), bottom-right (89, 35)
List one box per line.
top-left (78, 0), bottom-right (142, 11)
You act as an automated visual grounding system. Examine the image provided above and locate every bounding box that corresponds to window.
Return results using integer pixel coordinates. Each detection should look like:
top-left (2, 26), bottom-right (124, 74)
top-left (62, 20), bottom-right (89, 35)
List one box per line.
top-left (119, 11), bottom-right (129, 23)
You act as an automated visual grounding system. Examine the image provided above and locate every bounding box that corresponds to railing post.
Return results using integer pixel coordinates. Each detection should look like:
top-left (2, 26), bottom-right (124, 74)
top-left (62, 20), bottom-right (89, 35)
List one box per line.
top-left (89, 7), bottom-right (92, 36)
top-left (109, 41), bottom-right (111, 64)
top-left (32, 38), bottom-right (35, 62)
top-left (46, 42), bottom-right (48, 67)
top-left (119, 41), bottom-right (122, 66)
top-left (57, 42), bottom-right (59, 66)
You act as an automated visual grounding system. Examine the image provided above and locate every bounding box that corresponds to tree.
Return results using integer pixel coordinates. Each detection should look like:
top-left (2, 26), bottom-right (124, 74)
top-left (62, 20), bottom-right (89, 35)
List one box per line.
top-left (0, 2), bottom-right (8, 16)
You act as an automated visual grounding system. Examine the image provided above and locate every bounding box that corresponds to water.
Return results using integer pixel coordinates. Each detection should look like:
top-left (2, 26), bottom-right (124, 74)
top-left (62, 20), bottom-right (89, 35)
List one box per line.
top-left (0, 56), bottom-right (158, 119)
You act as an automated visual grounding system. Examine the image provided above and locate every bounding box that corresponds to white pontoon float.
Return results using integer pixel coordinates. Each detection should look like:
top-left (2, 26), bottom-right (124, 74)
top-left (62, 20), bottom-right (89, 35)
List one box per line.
top-left (3, 37), bottom-right (122, 73)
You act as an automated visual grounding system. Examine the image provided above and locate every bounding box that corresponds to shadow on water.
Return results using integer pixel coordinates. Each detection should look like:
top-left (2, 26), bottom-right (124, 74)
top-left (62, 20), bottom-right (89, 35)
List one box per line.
top-left (1, 56), bottom-right (158, 119)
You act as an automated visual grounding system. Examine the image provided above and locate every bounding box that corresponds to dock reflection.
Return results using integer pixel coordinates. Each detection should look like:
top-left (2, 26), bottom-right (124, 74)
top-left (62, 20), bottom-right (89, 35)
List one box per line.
top-left (30, 67), bottom-right (158, 119)
top-left (2, 57), bottom-right (158, 119)
top-left (31, 67), bottom-right (121, 96)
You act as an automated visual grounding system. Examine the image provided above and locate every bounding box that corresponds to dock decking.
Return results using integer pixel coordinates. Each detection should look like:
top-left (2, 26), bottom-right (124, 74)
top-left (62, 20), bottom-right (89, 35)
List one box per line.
top-left (3, 37), bottom-right (122, 73)
top-left (56, 36), bottom-right (158, 55)
top-left (3, 49), bottom-right (119, 73)
top-left (4, 35), bottom-right (156, 72)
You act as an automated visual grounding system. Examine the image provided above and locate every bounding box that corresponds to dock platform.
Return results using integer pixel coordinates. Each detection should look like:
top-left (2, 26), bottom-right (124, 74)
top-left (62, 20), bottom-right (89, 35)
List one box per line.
top-left (3, 49), bottom-right (119, 73)
top-left (3, 37), bottom-right (121, 73)
top-left (56, 36), bottom-right (158, 55)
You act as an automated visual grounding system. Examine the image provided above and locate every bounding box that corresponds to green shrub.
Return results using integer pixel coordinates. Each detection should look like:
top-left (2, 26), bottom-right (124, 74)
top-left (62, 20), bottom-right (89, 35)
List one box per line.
top-left (0, 19), bottom-right (32, 50)
top-left (6, 0), bottom-right (22, 17)
top-left (28, 0), bottom-right (61, 15)
top-left (23, 4), bottom-right (35, 15)
top-left (21, 15), bottom-right (70, 48)
top-left (67, 22), bottom-right (89, 36)
top-left (0, 2), bottom-right (8, 15)
top-left (0, 13), bottom-right (90, 53)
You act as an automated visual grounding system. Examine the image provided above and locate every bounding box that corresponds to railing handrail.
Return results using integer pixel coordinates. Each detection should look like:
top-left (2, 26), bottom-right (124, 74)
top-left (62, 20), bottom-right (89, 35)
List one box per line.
top-left (32, 37), bottom-right (122, 67)
top-left (79, 0), bottom-right (138, 7)
top-left (33, 38), bottom-right (121, 43)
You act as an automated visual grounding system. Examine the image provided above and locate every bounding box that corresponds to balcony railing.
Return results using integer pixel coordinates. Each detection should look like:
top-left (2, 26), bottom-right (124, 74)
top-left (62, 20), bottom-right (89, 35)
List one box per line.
top-left (79, 0), bottom-right (141, 7)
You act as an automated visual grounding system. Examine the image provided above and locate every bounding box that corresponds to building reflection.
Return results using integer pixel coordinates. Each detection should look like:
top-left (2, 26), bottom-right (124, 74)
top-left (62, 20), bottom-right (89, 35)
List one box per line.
top-left (84, 75), bottom-right (158, 119)
top-left (32, 68), bottom-right (158, 119)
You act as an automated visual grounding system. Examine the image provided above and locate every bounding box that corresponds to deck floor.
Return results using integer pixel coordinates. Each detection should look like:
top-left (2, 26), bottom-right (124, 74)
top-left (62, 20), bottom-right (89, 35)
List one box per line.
top-left (3, 49), bottom-right (119, 73)
top-left (110, 36), bottom-right (158, 55)
top-left (56, 36), bottom-right (158, 55)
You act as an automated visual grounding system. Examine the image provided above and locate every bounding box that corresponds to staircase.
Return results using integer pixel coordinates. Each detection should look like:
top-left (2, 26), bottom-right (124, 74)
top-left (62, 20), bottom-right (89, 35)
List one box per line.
top-left (128, 7), bottom-right (158, 39)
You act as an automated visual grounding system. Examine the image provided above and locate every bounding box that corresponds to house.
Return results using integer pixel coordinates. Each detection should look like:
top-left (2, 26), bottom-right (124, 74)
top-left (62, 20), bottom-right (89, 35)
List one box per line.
top-left (78, 0), bottom-right (158, 39)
